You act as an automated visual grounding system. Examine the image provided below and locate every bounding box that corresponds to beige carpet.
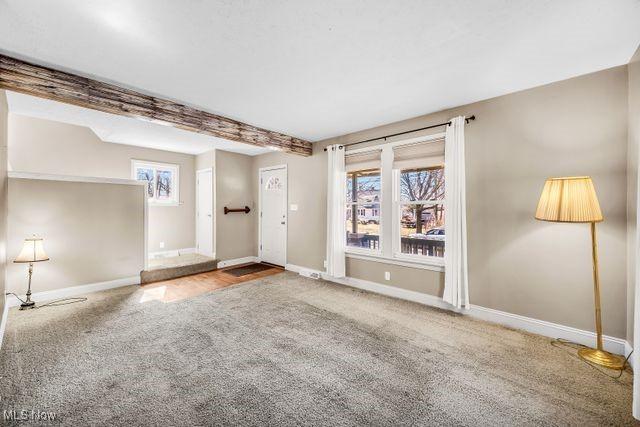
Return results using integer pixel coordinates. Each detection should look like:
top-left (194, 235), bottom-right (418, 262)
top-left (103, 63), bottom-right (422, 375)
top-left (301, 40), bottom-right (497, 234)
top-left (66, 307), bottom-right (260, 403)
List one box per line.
top-left (147, 253), bottom-right (215, 270)
top-left (142, 253), bottom-right (218, 284)
top-left (0, 272), bottom-right (634, 425)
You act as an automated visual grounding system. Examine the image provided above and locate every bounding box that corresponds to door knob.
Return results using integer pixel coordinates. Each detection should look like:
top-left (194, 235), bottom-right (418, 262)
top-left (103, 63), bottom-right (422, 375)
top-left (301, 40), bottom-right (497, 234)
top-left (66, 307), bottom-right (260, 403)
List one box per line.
top-left (281, 221), bottom-right (286, 225)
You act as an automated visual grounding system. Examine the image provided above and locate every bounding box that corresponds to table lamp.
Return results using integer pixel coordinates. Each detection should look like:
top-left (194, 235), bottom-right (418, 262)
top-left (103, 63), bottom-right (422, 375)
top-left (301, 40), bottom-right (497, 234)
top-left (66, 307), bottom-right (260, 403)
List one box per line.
top-left (13, 236), bottom-right (49, 310)
top-left (535, 176), bottom-right (625, 369)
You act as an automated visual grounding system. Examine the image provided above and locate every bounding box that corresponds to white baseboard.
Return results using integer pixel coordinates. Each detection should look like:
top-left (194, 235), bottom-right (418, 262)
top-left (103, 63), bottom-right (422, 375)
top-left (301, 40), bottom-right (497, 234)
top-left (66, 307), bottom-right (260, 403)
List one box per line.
top-left (149, 247), bottom-right (196, 259)
top-left (284, 263), bottom-right (304, 274)
top-left (0, 296), bottom-right (9, 350)
top-left (6, 276), bottom-right (140, 308)
top-left (466, 304), bottom-right (627, 355)
top-left (217, 256), bottom-right (259, 268)
top-left (338, 274), bottom-right (454, 311)
top-left (285, 263), bottom-right (628, 356)
top-left (284, 263), bottom-right (323, 279)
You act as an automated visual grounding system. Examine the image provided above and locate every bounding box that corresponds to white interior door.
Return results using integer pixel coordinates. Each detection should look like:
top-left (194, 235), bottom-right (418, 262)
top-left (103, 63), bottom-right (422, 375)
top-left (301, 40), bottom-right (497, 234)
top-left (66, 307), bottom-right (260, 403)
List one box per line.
top-left (196, 168), bottom-right (214, 257)
top-left (260, 166), bottom-right (287, 266)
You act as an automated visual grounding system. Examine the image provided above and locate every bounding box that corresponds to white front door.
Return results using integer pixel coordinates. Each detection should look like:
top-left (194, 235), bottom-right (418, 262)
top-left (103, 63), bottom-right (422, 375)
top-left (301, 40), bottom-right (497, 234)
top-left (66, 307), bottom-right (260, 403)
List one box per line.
top-left (196, 168), bottom-right (214, 256)
top-left (260, 166), bottom-right (287, 266)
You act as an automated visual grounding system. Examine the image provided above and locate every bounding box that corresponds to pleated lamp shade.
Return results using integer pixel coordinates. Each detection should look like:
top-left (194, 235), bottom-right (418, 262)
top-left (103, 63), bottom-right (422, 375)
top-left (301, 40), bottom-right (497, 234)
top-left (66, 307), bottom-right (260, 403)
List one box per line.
top-left (535, 176), bottom-right (603, 223)
top-left (14, 237), bottom-right (50, 263)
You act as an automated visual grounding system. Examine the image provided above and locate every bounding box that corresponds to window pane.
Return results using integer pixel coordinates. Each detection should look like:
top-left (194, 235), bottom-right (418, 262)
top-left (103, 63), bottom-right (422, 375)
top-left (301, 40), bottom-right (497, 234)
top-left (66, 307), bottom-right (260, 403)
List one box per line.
top-left (400, 204), bottom-right (445, 257)
top-left (156, 169), bottom-right (173, 200)
top-left (399, 167), bottom-right (444, 202)
top-left (345, 203), bottom-right (380, 250)
top-left (136, 167), bottom-right (155, 198)
top-left (346, 169), bottom-right (381, 204)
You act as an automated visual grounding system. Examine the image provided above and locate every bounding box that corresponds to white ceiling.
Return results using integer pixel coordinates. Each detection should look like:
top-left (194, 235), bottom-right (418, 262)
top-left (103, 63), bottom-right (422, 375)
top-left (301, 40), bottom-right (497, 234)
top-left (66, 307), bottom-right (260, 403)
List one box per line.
top-left (6, 92), bottom-right (273, 156)
top-left (1, 0), bottom-right (640, 144)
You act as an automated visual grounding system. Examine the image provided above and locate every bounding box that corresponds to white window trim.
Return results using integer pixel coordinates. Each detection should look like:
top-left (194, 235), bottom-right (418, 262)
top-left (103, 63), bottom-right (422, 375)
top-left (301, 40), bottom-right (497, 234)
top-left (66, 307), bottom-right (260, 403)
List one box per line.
top-left (344, 132), bottom-right (446, 269)
top-left (131, 159), bottom-right (180, 206)
top-left (345, 245), bottom-right (381, 257)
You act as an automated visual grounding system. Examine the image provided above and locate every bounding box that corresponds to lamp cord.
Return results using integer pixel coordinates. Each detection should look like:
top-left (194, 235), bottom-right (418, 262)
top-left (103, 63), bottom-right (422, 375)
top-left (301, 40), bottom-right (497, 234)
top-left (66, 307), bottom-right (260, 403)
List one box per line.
top-left (5, 292), bottom-right (87, 309)
top-left (551, 338), bottom-right (633, 380)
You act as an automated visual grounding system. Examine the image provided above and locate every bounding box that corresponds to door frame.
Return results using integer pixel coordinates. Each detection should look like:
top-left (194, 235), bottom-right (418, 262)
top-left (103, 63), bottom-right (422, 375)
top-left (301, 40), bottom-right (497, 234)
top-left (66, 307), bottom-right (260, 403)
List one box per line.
top-left (258, 164), bottom-right (288, 266)
top-left (196, 167), bottom-right (215, 258)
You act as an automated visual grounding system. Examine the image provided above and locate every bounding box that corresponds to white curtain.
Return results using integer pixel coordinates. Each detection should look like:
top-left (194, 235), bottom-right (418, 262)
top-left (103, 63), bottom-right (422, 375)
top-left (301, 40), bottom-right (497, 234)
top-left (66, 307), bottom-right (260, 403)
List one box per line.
top-left (326, 144), bottom-right (346, 278)
top-left (443, 116), bottom-right (469, 309)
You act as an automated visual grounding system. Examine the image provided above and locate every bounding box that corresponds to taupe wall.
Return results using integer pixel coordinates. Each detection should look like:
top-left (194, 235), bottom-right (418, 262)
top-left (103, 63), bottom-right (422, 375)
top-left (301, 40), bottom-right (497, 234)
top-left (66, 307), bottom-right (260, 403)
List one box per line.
top-left (216, 150), bottom-right (255, 261)
top-left (251, 66), bottom-right (629, 338)
top-left (628, 46), bottom-right (640, 345)
top-left (196, 150), bottom-right (215, 171)
top-left (8, 114), bottom-right (196, 252)
top-left (0, 91), bottom-right (8, 318)
top-left (7, 178), bottom-right (145, 294)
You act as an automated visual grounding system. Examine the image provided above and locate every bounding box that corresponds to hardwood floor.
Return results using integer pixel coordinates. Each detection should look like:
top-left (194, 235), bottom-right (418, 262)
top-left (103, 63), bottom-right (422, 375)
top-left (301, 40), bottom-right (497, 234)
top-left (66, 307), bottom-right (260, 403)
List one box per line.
top-left (139, 263), bottom-right (284, 303)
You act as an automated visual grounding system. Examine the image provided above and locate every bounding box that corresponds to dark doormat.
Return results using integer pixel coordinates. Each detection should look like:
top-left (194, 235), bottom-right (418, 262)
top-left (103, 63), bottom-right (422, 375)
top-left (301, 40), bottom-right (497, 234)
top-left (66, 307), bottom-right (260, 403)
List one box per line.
top-left (223, 263), bottom-right (278, 277)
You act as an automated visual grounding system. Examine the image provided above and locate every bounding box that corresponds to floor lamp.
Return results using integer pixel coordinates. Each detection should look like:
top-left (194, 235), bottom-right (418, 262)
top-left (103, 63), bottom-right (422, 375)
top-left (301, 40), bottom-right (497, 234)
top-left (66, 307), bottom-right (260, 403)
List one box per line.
top-left (535, 176), bottom-right (625, 369)
top-left (13, 236), bottom-right (50, 310)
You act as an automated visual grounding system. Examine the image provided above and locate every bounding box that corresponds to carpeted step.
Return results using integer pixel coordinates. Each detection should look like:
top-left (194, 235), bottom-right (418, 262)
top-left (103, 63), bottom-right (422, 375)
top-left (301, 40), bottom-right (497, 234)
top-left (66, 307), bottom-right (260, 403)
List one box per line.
top-left (140, 259), bottom-right (218, 284)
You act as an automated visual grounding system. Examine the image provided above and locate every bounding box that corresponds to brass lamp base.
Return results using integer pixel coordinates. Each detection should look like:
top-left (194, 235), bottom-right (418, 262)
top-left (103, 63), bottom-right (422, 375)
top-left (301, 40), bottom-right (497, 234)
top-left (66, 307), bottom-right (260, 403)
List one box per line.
top-left (19, 300), bottom-right (36, 310)
top-left (578, 347), bottom-right (626, 370)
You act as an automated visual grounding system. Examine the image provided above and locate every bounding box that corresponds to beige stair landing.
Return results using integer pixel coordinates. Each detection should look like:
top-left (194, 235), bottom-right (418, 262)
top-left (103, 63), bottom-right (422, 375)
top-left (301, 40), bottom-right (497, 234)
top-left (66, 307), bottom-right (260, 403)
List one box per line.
top-left (141, 253), bottom-right (218, 284)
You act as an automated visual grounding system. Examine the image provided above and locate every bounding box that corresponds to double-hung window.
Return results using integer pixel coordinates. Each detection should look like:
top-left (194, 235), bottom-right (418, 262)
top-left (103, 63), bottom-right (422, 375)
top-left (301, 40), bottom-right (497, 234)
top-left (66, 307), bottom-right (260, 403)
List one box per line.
top-left (342, 134), bottom-right (445, 268)
top-left (393, 139), bottom-right (445, 261)
top-left (131, 160), bottom-right (180, 206)
top-left (345, 149), bottom-right (382, 253)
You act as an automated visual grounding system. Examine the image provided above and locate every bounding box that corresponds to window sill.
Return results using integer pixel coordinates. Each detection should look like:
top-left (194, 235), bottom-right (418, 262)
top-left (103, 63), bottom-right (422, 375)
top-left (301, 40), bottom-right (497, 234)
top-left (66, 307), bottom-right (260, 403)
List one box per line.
top-left (345, 251), bottom-right (444, 272)
top-left (344, 247), bottom-right (382, 257)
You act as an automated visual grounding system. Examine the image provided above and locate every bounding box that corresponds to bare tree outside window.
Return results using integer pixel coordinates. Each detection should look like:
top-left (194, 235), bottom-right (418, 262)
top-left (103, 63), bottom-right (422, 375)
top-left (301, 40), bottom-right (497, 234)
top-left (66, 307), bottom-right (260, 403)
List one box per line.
top-left (156, 170), bottom-right (173, 199)
top-left (136, 167), bottom-right (155, 198)
top-left (132, 161), bottom-right (179, 205)
top-left (400, 166), bottom-right (444, 234)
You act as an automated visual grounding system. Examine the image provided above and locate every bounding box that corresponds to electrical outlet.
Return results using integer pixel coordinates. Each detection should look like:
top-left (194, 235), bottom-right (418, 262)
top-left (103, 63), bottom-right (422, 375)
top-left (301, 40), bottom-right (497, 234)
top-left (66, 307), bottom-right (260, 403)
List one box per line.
top-left (159, 242), bottom-right (165, 249)
top-left (384, 271), bottom-right (391, 281)
top-left (290, 204), bottom-right (298, 211)
top-left (323, 260), bottom-right (327, 268)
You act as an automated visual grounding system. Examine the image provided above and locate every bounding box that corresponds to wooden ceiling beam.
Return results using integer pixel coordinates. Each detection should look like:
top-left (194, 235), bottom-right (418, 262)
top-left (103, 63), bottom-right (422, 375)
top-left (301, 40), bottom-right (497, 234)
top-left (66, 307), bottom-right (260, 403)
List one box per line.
top-left (0, 54), bottom-right (313, 156)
